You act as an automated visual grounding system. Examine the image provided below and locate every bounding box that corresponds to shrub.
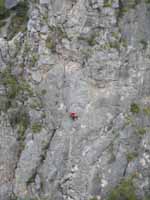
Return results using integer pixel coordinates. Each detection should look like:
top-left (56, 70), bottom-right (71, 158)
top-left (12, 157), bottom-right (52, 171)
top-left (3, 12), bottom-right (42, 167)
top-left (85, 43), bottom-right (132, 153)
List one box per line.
top-left (0, 0), bottom-right (10, 20)
top-left (126, 152), bottom-right (138, 162)
top-left (130, 103), bottom-right (140, 114)
top-left (143, 106), bottom-right (150, 116)
top-left (136, 127), bottom-right (146, 135)
top-left (117, 0), bottom-right (140, 18)
top-left (109, 41), bottom-right (120, 49)
top-left (7, 107), bottom-right (30, 140)
top-left (14, 1), bottom-right (28, 17)
top-left (30, 98), bottom-right (42, 110)
top-left (1, 69), bottom-right (20, 99)
top-left (145, 0), bottom-right (150, 3)
top-left (46, 35), bottom-right (56, 51)
top-left (0, 69), bottom-right (33, 104)
top-left (87, 36), bottom-right (97, 46)
top-left (0, 0), bottom-right (4, 10)
top-left (104, 0), bottom-right (112, 7)
top-left (78, 34), bottom-right (97, 46)
top-left (7, 1), bottom-right (29, 39)
top-left (31, 122), bottom-right (42, 133)
top-left (19, 80), bottom-right (33, 97)
top-left (107, 177), bottom-right (137, 200)
top-left (140, 39), bottom-right (148, 49)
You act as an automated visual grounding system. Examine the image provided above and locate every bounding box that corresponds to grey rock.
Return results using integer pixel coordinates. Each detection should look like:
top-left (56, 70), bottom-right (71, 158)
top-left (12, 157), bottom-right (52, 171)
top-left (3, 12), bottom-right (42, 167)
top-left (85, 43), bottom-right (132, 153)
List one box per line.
top-left (40, 0), bottom-right (49, 4)
top-left (5, 0), bottom-right (18, 9)
top-left (1, 0), bottom-right (150, 200)
top-left (31, 71), bottom-right (42, 83)
top-left (0, 116), bottom-right (19, 200)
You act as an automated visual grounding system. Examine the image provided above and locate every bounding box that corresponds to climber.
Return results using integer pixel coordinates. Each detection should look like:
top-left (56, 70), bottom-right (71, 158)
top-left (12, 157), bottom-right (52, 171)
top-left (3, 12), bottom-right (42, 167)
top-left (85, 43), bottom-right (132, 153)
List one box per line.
top-left (70, 112), bottom-right (78, 120)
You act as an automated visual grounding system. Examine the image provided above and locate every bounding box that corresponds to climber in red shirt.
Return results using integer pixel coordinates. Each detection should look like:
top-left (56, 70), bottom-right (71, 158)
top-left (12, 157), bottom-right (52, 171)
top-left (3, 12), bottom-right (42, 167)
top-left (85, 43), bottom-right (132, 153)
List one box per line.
top-left (70, 112), bottom-right (78, 120)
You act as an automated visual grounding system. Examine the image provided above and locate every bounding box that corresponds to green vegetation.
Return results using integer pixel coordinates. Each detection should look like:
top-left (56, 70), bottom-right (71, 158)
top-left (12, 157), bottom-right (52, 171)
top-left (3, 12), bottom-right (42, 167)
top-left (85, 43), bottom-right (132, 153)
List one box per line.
top-left (117, 0), bottom-right (140, 18)
top-left (140, 39), bottom-right (148, 49)
top-left (1, 68), bottom-right (20, 99)
top-left (9, 108), bottom-right (30, 140)
top-left (31, 122), bottom-right (42, 133)
top-left (125, 119), bottom-right (146, 136)
top-left (0, 65), bottom-right (33, 140)
top-left (120, 38), bottom-right (128, 48)
top-left (126, 152), bottom-right (138, 162)
top-left (7, 1), bottom-right (29, 39)
top-left (125, 103), bottom-right (148, 137)
top-left (130, 103), bottom-right (140, 114)
top-left (26, 172), bottom-right (37, 185)
top-left (18, 112), bottom-right (29, 138)
top-left (46, 25), bottom-right (67, 51)
top-left (109, 41), bottom-right (120, 50)
top-left (111, 32), bottom-right (120, 40)
top-left (89, 197), bottom-right (98, 200)
top-left (0, 0), bottom-right (10, 20)
top-left (125, 115), bottom-right (134, 126)
top-left (136, 127), bottom-right (146, 135)
top-left (78, 33), bottom-right (98, 47)
top-left (107, 177), bottom-right (137, 200)
top-left (87, 36), bottom-right (97, 46)
top-left (143, 106), bottom-right (150, 116)
top-left (30, 54), bottom-right (38, 67)
top-left (117, 3), bottom-right (129, 18)
top-left (30, 98), bottom-right (42, 110)
top-left (145, 0), bottom-right (150, 3)
top-left (19, 80), bottom-right (33, 96)
top-left (50, 26), bottom-right (67, 39)
top-left (143, 196), bottom-right (150, 200)
top-left (0, 68), bottom-right (33, 108)
top-left (0, 0), bottom-right (4, 9)
top-left (105, 36), bottom-right (127, 51)
top-left (104, 0), bottom-right (112, 7)
top-left (0, 19), bottom-right (6, 27)
top-left (127, 0), bottom-right (141, 9)
top-left (46, 35), bottom-right (56, 51)
top-left (0, 1), bottom-right (29, 38)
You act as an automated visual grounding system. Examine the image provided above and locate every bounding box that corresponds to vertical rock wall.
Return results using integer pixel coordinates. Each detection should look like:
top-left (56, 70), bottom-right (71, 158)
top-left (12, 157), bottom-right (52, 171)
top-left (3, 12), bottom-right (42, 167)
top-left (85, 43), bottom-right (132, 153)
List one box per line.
top-left (0, 0), bottom-right (150, 200)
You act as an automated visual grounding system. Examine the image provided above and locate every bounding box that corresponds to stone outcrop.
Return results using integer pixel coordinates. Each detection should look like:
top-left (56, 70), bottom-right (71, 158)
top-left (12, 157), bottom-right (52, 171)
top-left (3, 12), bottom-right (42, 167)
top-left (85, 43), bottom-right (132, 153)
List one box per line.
top-left (0, 0), bottom-right (150, 200)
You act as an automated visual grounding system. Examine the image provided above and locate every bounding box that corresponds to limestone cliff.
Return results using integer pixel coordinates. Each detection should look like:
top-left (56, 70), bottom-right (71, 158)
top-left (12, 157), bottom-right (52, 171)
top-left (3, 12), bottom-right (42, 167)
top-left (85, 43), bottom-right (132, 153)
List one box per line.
top-left (0, 0), bottom-right (150, 200)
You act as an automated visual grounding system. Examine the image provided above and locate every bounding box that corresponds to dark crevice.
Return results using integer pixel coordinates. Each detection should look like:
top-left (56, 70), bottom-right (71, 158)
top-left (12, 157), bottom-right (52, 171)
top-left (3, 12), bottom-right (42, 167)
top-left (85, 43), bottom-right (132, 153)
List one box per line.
top-left (26, 127), bottom-right (58, 189)
top-left (122, 162), bottom-right (129, 177)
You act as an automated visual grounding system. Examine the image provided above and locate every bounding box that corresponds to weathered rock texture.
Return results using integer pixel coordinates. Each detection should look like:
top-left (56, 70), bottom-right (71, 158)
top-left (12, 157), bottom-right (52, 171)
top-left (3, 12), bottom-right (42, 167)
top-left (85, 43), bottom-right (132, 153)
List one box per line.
top-left (0, 0), bottom-right (150, 200)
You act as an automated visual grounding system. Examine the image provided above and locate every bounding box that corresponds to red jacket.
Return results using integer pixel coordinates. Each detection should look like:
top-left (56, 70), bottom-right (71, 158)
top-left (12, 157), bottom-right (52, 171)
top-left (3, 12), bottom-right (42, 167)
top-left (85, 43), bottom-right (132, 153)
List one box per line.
top-left (70, 112), bottom-right (78, 120)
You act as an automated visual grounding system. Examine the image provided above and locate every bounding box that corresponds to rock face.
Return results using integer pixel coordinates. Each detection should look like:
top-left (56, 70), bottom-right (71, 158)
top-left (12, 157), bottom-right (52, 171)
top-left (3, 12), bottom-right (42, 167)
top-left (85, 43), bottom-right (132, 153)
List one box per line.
top-left (0, 0), bottom-right (150, 200)
top-left (5, 0), bottom-right (17, 9)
